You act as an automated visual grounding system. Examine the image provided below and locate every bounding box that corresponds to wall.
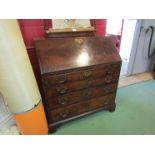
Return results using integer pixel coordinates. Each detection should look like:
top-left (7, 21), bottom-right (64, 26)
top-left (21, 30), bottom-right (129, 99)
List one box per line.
top-left (18, 19), bottom-right (44, 94)
top-left (18, 19), bottom-right (106, 94)
top-left (95, 19), bottom-right (107, 36)
top-left (119, 20), bottom-right (137, 62)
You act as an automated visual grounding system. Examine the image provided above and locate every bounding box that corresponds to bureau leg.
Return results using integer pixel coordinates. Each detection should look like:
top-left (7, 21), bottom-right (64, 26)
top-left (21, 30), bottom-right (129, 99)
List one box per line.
top-left (108, 104), bottom-right (116, 112)
top-left (49, 126), bottom-right (57, 134)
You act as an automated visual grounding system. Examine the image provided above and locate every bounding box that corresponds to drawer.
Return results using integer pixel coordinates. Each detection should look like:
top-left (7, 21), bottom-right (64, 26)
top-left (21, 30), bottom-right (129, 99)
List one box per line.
top-left (43, 63), bottom-right (121, 86)
top-left (46, 73), bottom-right (119, 97)
top-left (47, 83), bottom-right (117, 110)
top-left (49, 93), bottom-right (115, 122)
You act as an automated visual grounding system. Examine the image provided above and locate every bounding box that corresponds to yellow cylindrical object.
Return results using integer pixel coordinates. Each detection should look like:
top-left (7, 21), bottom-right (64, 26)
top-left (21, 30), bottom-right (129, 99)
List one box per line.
top-left (0, 19), bottom-right (48, 134)
top-left (0, 20), bottom-right (40, 113)
top-left (13, 102), bottom-right (48, 135)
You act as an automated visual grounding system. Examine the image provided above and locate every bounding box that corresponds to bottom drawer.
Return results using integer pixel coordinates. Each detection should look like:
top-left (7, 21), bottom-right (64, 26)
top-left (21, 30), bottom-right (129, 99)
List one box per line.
top-left (50, 93), bottom-right (115, 123)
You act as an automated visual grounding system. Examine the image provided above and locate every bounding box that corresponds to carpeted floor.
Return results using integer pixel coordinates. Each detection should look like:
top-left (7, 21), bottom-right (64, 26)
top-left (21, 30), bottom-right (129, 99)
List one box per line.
top-left (51, 80), bottom-right (155, 135)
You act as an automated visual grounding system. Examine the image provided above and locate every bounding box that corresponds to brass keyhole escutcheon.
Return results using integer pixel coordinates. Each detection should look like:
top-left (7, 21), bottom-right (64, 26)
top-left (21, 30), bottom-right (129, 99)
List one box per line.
top-left (75, 38), bottom-right (83, 44)
top-left (107, 70), bottom-right (113, 75)
top-left (56, 85), bottom-right (68, 94)
top-left (84, 80), bottom-right (92, 88)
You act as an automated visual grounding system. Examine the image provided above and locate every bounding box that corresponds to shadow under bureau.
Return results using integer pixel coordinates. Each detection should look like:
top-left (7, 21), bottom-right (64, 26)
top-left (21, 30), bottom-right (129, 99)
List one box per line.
top-left (35, 36), bottom-right (122, 133)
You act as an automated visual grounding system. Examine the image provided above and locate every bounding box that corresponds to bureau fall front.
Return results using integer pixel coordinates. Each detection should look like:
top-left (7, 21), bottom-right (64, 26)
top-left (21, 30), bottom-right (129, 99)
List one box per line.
top-left (35, 36), bottom-right (122, 133)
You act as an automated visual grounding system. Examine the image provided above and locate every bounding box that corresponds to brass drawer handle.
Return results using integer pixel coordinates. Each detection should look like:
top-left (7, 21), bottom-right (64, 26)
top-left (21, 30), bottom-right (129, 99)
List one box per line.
top-left (83, 70), bottom-right (92, 79)
top-left (56, 85), bottom-right (68, 94)
top-left (58, 97), bottom-right (68, 105)
top-left (57, 74), bottom-right (66, 84)
top-left (103, 100), bottom-right (109, 105)
top-left (105, 75), bottom-right (113, 83)
top-left (104, 86), bottom-right (111, 93)
top-left (60, 110), bottom-right (69, 118)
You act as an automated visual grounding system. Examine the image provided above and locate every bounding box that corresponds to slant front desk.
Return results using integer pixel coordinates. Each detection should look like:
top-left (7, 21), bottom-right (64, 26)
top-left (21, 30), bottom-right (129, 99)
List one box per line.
top-left (35, 36), bottom-right (122, 133)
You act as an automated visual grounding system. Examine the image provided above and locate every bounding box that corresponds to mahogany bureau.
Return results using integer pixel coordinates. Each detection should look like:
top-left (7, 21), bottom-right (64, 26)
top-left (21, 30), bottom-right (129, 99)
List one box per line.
top-left (35, 36), bottom-right (122, 133)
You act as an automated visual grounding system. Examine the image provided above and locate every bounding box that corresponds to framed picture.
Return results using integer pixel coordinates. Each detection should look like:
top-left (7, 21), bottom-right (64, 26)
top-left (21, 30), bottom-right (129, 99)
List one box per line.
top-left (52, 19), bottom-right (91, 29)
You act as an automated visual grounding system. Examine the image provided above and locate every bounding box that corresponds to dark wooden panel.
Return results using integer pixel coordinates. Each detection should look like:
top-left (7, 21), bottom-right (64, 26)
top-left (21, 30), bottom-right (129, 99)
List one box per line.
top-left (35, 37), bottom-right (121, 74)
top-left (50, 93), bottom-right (115, 122)
top-left (43, 63), bottom-right (121, 86)
top-left (47, 83), bottom-right (117, 110)
top-left (46, 74), bottom-right (119, 97)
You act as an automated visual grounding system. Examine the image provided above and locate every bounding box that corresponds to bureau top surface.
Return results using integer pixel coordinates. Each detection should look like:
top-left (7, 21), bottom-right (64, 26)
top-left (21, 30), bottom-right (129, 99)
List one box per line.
top-left (35, 36), bottom-right (121, 74)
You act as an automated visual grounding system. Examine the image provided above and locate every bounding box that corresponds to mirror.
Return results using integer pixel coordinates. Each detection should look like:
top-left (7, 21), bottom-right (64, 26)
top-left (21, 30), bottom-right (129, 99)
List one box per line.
top-left (44, 19), bottom-right (96, 37)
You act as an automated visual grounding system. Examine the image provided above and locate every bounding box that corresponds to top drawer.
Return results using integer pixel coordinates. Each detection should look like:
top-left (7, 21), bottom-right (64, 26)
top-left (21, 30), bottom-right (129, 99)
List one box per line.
top-left (43, 63), bottom-right (121, 86)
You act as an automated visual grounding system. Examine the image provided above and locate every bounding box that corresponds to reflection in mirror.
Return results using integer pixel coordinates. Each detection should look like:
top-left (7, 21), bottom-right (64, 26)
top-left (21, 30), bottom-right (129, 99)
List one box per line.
top-left (52, 19), bottom-right (91, 29)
